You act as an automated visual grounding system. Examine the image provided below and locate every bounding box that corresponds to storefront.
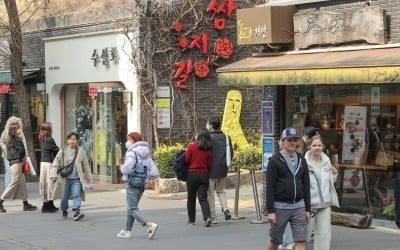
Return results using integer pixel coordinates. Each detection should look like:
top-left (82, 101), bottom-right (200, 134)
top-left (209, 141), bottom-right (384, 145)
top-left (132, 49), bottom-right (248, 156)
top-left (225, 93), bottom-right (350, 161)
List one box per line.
top-left (44, 30), bottom-right (140, 183)
top-left (217, 44), bottom-right (400, 219)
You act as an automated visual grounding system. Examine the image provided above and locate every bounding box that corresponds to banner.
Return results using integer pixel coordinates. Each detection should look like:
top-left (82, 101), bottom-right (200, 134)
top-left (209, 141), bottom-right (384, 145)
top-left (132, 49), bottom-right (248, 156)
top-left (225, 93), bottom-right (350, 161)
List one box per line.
top-left (342, 106), bottom-right (367, 164)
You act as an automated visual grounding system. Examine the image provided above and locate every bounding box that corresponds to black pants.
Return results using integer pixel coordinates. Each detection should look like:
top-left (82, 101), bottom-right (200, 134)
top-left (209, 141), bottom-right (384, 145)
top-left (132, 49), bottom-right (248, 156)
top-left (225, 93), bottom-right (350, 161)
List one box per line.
top-left (186, 171), bottom-right (211, 223)
top-left (395, 178), bottom-right (400, 226)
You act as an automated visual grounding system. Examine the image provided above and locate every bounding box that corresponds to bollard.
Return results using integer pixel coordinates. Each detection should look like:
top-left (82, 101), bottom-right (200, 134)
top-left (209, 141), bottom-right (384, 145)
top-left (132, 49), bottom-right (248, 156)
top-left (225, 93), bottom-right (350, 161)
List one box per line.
top-left (250, 169), bottom-right (267, 224)
top-left (231, 166), bottom-right (245, 220)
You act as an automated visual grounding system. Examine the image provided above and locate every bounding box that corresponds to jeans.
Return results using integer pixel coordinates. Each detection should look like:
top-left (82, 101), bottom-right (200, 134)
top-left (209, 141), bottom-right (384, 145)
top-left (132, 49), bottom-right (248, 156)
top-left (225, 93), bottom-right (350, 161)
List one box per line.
top-left (187, 171), bottom-right (211, 222)
top-left (125, 186), bottom-right (148, 231)
top-left (60, 178), bottom-right (81, 211)
top-left (306, 207), bottom-right (331, 250)
top-left (4, 158), bottom-right (11, 187)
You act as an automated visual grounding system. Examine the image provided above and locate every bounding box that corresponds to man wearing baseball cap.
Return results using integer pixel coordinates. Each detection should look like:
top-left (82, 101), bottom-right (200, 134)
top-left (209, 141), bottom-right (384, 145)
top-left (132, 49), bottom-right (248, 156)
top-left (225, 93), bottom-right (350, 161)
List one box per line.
top-left (266, 128), bottom-right (311, 250)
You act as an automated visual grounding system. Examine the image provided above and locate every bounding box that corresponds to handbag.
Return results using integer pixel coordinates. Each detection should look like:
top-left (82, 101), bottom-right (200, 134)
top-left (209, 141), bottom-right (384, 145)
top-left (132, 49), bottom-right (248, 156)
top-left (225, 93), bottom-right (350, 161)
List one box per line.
top-left (375, 142), bottom-right (394, 167)
top-left (58, 147), bottom-right (79, 178)
top-left (22, 162), bottom-right (30, 173)
top-left (226, 135), bottom-right (232, 168)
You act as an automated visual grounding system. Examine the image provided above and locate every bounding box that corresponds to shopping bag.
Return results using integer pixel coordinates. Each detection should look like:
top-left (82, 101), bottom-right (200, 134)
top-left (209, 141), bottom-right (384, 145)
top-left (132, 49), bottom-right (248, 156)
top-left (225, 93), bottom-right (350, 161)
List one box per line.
top-left (27, 157), bottom-right (37, 176)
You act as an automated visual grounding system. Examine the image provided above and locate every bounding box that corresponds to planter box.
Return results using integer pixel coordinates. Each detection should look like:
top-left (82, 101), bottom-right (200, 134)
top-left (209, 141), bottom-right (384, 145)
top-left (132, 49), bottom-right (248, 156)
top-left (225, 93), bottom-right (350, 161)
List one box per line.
top-left (155, 171), bottom-right (264, 194)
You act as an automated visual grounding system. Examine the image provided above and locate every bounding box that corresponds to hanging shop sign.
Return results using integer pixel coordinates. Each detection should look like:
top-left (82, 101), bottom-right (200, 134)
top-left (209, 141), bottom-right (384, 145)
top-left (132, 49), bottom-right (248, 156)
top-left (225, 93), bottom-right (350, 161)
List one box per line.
top-left (89, 87), bottom-right (98, 96)
top-left (294, 6), bottom-right (386, 50)
top-left (262, 101), bottom-right (274, 136)
top-left (173, 0), bottom-right (237, 89)
top-left (236, 6), bottom-right (296, 45)
top-left (262, 137), bottom-right (275, 171)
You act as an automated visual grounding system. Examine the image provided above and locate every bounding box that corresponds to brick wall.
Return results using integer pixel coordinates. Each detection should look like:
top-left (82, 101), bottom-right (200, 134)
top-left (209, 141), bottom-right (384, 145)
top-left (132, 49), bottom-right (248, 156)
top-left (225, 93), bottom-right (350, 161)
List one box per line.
top-left (298, 0), bottom-right (400, 43)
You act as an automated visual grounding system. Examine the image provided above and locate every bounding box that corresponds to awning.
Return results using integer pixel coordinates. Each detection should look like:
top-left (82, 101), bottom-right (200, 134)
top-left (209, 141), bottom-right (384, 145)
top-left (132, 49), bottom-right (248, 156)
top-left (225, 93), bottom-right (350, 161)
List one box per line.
top-left (217, 45), bottom-right (400, 86)
top-left (0, 69), bottom-right (41, 84)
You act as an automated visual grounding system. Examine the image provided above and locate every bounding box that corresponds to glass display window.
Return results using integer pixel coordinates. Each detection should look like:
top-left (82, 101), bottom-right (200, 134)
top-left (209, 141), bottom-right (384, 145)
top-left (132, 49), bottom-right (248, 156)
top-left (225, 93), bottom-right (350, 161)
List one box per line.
top-left (286, 84), bottom-right (400, 219)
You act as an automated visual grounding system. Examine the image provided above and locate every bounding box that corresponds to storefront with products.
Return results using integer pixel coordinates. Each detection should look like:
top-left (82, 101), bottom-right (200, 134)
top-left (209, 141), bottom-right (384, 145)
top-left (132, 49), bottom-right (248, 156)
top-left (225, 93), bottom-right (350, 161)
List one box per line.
top-left (218, 44), bottom-right (400, 218)
top-left (44, 30), bottom-right (139, 183)
top-left (218, 3), bottom-right (400, 219)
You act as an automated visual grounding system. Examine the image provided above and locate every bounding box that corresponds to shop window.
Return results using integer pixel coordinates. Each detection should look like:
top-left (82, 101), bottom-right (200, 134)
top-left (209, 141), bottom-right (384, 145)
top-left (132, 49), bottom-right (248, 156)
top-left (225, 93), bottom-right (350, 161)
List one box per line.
top-left (286, 84), bottom-right (399, 219)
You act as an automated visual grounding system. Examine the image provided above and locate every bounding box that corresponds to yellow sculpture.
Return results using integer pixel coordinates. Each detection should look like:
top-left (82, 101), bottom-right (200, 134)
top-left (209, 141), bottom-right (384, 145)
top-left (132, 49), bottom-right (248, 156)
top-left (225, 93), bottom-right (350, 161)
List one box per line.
top-left (221, 90), bottom-right (248, 149)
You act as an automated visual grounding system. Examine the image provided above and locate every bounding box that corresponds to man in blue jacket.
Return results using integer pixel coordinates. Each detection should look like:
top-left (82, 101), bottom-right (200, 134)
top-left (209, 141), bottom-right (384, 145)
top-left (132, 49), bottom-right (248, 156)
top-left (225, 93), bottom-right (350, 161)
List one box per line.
top-left (266, 128), bottom-right (311, 250)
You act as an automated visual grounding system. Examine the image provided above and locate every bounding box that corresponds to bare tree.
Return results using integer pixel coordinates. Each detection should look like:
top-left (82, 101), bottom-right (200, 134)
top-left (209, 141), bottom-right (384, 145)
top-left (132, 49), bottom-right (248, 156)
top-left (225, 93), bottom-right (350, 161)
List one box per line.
top-left (3, 0), bottom-right (38, 171)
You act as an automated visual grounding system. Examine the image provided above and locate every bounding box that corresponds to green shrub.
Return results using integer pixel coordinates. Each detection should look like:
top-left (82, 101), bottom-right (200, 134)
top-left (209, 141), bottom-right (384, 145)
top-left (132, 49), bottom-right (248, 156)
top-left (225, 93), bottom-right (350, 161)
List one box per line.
top-left (382, 204), bottom-right (395, 218)
top-left (153, 144), bottom-right (184, 178)
top-left (232, 143), bottom-right (262, 171)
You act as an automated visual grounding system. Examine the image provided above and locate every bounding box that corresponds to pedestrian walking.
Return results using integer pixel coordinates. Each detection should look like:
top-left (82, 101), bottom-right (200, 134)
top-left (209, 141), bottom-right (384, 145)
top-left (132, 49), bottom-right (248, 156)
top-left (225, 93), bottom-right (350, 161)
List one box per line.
top-left (117, 132), bottom-right (159, 239)
top-left (0, 120), bottom-right (37, 213)
top-left (185, 128), bottom-right (213, 227)
top-left (206, 116), bottom-right (232, 224)
top-left (305, 136), bottom-right (339, 250)
top-left (280, 126), bottom-right (319, 250)
top-left (50, 132), bottom-right (92, 221)
top-left (0, 116), bottom-right (28, 188)
top-left (39, 122), bottom-right (59, 213)
top-left (266, 128), bottom-right (311, 250)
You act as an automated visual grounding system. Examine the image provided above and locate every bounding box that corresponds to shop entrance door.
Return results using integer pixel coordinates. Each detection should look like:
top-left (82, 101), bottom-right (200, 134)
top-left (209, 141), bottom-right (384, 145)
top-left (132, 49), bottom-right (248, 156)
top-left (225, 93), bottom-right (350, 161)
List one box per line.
top-left (63, 83), bottom-right (126, 184)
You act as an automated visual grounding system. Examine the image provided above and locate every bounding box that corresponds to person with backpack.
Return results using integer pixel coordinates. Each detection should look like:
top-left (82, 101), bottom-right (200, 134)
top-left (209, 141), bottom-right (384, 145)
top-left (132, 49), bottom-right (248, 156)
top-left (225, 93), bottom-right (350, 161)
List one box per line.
top-left (206, 116), bottom-right (232, 224)
top-left (185, 128), bottom-right (213, 227)
top-left (50, 132), bottom-right (92, 221)
top-left (117, 132), bottom-right (159, 239)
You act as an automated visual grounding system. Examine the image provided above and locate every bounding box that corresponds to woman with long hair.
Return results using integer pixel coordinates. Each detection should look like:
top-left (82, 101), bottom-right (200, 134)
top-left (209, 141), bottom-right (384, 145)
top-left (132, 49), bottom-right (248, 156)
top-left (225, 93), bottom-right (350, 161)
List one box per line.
top-left (305, 136), bottom-right (339, 250)
top-left (117, 132), bottom-right (159, 239)
top-left (184, 128), bottom-right (213, 227)
top-left (39, 122), bottom-right (59, 213)
top-left (51, 132), bottom-right (92, 221)
top-left (0, 121), bottom-right (37, 213)
top-left (0, 116), bottom-right (28, 188)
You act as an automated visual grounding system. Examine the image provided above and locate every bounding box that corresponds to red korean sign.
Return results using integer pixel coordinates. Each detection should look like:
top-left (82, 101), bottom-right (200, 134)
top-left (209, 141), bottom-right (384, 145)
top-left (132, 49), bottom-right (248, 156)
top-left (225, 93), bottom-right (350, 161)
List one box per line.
top-left (173, 0), bottom-right (237, 90)
top-left (89, 87), bottom-right (97, 96)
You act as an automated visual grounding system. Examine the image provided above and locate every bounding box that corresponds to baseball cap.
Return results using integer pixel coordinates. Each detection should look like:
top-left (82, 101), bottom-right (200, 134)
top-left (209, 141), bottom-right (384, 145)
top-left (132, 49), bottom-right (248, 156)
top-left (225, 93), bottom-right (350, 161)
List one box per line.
top-left (281, 127), bottom-right (299, 140)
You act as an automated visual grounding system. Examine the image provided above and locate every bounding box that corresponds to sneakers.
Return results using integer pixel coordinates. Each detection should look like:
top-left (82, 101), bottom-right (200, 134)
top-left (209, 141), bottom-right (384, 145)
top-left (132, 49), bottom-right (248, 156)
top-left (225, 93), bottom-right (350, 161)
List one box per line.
top-left (223, 209), bottom-right (232, 220)
top-left (116, 230), bottom-right (132, 239)
top-left (62, 211), bottom-right (68, 219)
top-left (187, 221), bottom-right (195, 226)
top-left (73, 210), bottom-right (85, 221)
top-left (211, 218), bottom-right (218, 224)
top-left (23, 203), bottom-right (37, 211)
top-left (204, 217), bottom-right (212, 227)
top-left (147, 223), bottom-right (158, 240)
top-left (279, 243), bottom-right (295, 250)
top-left (0, 203), bottom-right (6, 213)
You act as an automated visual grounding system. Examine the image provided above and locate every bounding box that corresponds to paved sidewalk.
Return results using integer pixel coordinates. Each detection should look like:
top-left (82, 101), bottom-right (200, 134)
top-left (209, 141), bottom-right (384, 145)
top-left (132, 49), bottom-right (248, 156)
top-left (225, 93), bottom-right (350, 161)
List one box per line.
top-left (0, 177), bottom-right (399, 250)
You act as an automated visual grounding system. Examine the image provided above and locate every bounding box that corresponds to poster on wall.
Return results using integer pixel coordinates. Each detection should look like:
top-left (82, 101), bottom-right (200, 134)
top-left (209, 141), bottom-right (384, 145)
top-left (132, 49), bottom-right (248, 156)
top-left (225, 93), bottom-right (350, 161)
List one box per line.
top-left (157, 98), bottom-right (171, 129)
top-left (342, 106), bottom-right (367, 164)
top-left (262, 101), bottom-right (274, 136)
top-left (262, 137), bottom-right (275, 171)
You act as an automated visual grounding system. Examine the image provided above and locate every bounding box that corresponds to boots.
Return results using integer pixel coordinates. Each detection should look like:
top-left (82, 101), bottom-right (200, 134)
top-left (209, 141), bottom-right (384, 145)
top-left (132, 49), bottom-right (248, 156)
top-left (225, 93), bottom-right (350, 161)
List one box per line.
top-left (42, 202), bottom-right (56, 213)
top-left (49, 200), bottom-right (58, 211)
top-left (0, 201), bottom-right (6, 213)
top-left (23, 201), bottom-right (37, 211)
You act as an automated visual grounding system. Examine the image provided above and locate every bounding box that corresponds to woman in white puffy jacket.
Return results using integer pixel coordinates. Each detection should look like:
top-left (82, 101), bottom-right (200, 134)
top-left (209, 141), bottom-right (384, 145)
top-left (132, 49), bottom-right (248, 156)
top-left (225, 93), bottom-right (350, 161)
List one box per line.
top-left (116, 132), bottom-right (159, 240)
top-left (305, 136), bottom-right (339, 250)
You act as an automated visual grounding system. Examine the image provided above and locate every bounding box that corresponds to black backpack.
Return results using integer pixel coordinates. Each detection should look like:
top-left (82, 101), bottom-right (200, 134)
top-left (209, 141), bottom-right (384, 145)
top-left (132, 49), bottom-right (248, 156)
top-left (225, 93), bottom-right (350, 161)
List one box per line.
top-left (173, 150), bottom-right (188, 181)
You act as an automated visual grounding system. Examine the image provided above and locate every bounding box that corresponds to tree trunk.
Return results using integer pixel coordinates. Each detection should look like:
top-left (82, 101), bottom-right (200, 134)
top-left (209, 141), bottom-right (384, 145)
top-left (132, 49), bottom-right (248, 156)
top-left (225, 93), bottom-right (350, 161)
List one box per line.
top-left (331, 212), bottom-right (373, 229)
top-left (4, 0), bottom-right (38, 175)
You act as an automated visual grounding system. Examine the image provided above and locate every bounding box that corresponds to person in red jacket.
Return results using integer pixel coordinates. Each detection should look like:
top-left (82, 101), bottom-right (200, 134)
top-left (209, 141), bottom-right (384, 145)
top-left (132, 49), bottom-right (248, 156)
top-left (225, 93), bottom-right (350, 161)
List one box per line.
top-left (185, 128), bottom-right (213, 227)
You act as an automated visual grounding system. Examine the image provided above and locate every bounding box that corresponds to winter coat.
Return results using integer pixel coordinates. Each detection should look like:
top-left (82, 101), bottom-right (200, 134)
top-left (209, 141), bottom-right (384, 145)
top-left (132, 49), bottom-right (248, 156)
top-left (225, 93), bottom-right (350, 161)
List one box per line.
top-left (40, 137), bottom-right (59, 163)
top-left (305, 151), bottom-right (339, 208)
top-left (6, 136), bottom-right (26, 165)
top-left (266, 152), bottom-right (311, 213)
top-left (209, 131), bottom-right (233, 178)
top-left (120, 141), bottom-right (159, 183)
top-left (50, 147), bottom-right (92, 201)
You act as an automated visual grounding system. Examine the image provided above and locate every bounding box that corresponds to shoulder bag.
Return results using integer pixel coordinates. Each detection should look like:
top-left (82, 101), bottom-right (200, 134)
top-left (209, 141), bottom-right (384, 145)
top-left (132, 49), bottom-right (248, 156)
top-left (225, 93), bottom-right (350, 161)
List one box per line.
top-left (58, 147), bottom-right (79, 178)
top-left (226, 135), bottom-right (232, 168)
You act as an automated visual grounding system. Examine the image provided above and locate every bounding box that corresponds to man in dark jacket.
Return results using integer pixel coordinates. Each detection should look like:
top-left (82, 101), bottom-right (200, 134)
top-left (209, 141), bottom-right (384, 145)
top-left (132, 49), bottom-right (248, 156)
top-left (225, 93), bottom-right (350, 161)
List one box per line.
top-left (206, 116), bottom-right (233, 224)
top-left (266, 128), bottom-right (311, 250)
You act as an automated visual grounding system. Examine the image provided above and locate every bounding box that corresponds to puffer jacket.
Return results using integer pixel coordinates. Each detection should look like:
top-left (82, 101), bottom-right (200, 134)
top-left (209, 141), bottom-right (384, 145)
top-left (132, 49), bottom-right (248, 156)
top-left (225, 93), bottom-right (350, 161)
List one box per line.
top-left (120, 141), bottom-right (159, 182)
top-left (305, 151), bottom-right (339, 208)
